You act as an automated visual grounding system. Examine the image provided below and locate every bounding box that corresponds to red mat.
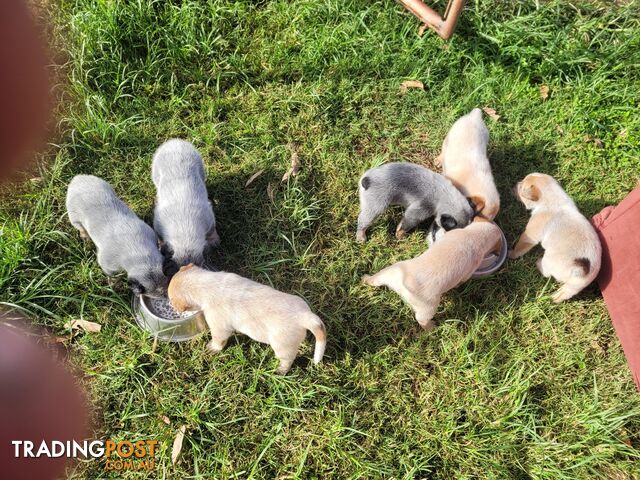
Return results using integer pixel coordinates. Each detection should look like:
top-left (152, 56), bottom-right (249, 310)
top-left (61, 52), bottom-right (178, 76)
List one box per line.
top-left (592, 186), bottom-right (640, 390)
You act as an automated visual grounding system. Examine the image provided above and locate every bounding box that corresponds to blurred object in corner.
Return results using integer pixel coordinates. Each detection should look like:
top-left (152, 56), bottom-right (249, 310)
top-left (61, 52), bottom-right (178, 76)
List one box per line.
top-left (0, 0), bottom-right (51, 180)
top-left (0, 313), bottom-right (89, 480)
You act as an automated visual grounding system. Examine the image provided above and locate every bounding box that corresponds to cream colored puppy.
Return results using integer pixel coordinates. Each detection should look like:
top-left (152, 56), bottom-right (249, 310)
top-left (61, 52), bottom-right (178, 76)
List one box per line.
top-left (509, 173), bottom-right (601, 303)
top-left (362, 217), bottom-right (502, 330)
top-left (437, 108), bottom-right (500, 220)
top-left (168, 264), bottom-right (326, 374)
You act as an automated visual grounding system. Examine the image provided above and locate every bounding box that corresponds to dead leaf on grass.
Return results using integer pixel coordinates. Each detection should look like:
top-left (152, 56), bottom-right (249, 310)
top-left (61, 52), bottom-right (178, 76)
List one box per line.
top-left (281, 144), bottom-right (301, 182)
top-left (584, 135), bottom-right (603, 148)
top-left (482, 107), bottom-right (500, 121)
top-left (267, 182), bottom-right (275, 203)
top-left (160, 415), bottom-right (171, 425)
top-left (417, 23), bottom-right (428, 37)
top-left (245, 169), bottom-right (264, 187)
top-left (539, 85), bottom-right (550, 100)
top-left (171, 425), bottom-right (186, 465)
top-left (399, 80), bottom-right (424, 94)
top-left (64, 319), bottom-right (101, 333)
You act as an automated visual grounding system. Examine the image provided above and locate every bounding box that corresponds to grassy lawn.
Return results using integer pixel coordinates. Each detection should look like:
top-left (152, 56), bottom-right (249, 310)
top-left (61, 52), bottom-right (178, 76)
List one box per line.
top-left (2, 0), bottom-right (640, 477)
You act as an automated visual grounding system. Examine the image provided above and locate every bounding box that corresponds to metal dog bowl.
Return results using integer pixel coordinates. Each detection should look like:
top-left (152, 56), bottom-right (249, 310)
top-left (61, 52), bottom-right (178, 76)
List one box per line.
top-left (132, 295), bottom-right (207, 342)
top-left (429, 222), bottom-right (508, 278)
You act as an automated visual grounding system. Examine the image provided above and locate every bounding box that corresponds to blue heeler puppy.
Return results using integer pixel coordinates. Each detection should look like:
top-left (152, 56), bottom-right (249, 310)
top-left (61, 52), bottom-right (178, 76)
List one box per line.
top-left (152, 139), bottom-right (219, 267)
top-left (356, 162), bottom-right (474, 242)
top-left (66, 175), bottom-right (169, 297)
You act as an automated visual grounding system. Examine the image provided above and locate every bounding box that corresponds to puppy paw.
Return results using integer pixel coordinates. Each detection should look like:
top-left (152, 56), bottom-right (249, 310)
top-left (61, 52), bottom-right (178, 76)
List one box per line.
top-left (206, 229), bottom-right (221, 247)
top-left (551, 287), bottom-right (573, 304)
top-left (355, 230), bottom-right (367, 243)
top-left (507, 249), bottom-right (519, 260)
top-left (206, 340), bottom-right (224, 353)
top-left (395, 225), bottom-right (407, 240)
top-left (418, 320), bottom-right (436, 331)
top-left (362, 274), bottom-right (377, 286)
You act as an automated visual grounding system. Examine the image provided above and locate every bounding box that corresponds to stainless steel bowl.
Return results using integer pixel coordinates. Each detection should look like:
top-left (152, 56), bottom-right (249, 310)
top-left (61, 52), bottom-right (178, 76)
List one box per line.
top-left (471, 227), bottom-right (508, 278)
top-left (132, 295), bottom-right (207, 342)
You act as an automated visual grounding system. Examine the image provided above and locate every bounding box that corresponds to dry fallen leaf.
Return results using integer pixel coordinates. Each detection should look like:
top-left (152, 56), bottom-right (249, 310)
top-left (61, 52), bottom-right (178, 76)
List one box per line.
top-left (417, 23), bottom-right (428, 37)
top-left (266, 182), bottom-right (275, 203)
top-left (172, 425), bottom-right (186, 465)
top-left (30, 176), bottom-right (43, 184)
top-left (555, 124), bottom-right (564, 135)
top-left (584, 135), bottom-right (603, 148)
top-left (482, 107), bottom-right (500, 121)
top-left (399, 80), bottom-right (424, 94)
top-left (539, 85), bottom-right (550, 100)
top-left (619, 128), bottom-right (628, 138)
top-left (590, 340), bottom-right (606, 356)
top-left (64, 319), bottom-right (101, 333)
top-left (245, 169), bottom-right (264, 187)
top-left (281, 144), bottom-right (301, 183)
top-left (160, 415), bottom-right (171, 425)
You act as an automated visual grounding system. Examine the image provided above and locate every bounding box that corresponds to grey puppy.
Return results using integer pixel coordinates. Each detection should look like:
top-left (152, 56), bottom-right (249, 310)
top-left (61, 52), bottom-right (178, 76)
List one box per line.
top-left (152, 139), bottom-right (219, 267)
top-left (356, 162), bottom-right (474, 242)
top-left (66, 175), bottom-right (169, 297)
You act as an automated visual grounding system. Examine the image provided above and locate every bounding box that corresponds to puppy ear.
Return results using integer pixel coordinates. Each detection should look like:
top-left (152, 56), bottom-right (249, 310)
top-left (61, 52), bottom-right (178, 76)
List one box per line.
top-left (163, 258), bottom-right (179, 278)
top-left (179, 263), bottom-right (195, 272)
top-left (160, 242), bottom-right (174, 258)
top-left (469, 196), bottom-right (486, 215)
top-left (440, 215), bottom-right (458, 231)
top-left (128, 279), bottom-right (145, 296)
top-left (522, 184), bottom-right (541, 201)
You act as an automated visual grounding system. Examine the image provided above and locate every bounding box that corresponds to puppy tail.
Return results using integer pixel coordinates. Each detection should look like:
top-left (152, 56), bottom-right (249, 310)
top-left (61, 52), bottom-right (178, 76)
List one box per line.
top-left (571, 257), bottom-right (591, 277)
top-left (302, 313), bottom-right (327, 364)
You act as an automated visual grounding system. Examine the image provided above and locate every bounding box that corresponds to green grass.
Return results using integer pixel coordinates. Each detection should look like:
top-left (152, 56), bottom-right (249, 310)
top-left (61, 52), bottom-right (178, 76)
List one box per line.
top-left (2, 0), bottom-right (640, 477)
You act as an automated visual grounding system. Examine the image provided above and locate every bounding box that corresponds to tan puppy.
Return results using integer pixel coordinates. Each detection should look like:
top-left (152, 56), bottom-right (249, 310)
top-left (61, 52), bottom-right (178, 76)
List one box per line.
top-left (362, 217), bottom-right (502, 330)
top-left (437, 108), bottom-right (500, 219)
top-left (168, 264), bottom-right (326, 374)
top-left (509, 173), bottom-right (602, 303)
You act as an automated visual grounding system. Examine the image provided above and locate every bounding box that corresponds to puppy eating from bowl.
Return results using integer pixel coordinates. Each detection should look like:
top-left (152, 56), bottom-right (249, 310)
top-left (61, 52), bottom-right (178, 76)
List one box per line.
top-left (509, 173), bottom-right (602, 303)
top-left (66, 174), bottom-right (169, 297)
top-left (356, 162), bottom-right (475, 242)
top-left (362, 216), bottom-right (502, 330)
top-left (168, 264), bottom-right (327, 374)
top-left (437, 108), bottom-right (500, 220)
top-left (152, 139), bottom-right (219, 268)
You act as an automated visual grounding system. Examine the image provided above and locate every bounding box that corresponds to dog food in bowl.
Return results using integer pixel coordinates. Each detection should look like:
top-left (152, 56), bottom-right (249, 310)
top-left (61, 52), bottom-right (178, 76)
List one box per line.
top-left (147, 296), bottom-right (195, 319)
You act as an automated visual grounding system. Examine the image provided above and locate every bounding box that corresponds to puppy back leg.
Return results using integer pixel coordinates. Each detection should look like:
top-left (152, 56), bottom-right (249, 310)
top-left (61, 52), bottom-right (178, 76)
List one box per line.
top-left (271, 332), bottom-right (305, 375)
top-left (356, 192), bottom-right (387, 243)
top-left (536, 256), bottom-right (552, 278)
top-left (414, 299), bottom-right (439, 331)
